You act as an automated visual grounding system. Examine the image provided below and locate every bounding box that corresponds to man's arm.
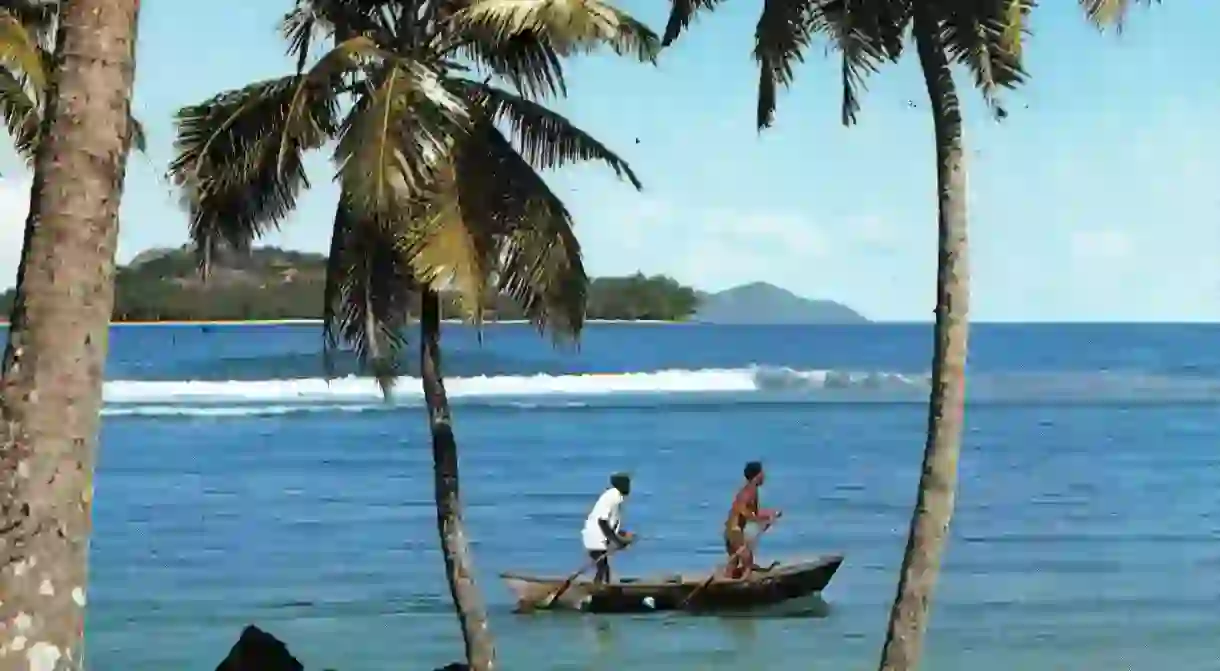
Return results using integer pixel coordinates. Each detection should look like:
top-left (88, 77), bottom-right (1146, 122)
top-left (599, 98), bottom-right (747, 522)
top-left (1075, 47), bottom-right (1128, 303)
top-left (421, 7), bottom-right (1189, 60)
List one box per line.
top-left (598, 518), bottom-right (630, 547)
top-left (757, 498), bottom-right (781, 524)
top-left (751, 489), bottom-right (781, 524)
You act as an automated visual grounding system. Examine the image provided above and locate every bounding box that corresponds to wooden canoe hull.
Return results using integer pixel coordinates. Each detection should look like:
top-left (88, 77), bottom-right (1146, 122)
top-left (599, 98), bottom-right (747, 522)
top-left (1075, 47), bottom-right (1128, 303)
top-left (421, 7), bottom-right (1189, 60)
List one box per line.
top-left (501, 554), bottom-right (844, 614)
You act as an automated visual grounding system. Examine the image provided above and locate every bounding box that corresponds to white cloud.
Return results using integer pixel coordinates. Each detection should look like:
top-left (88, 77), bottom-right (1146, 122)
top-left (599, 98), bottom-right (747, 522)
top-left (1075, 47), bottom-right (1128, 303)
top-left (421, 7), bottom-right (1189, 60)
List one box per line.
top-left (579, 195), bottom-right (830, 293)
top-left (564, 191), bottom-right (939, 318)
top-left (0, 176), bottom-right (31, 291)
top-left (849, 215), bottom-right (889, 245)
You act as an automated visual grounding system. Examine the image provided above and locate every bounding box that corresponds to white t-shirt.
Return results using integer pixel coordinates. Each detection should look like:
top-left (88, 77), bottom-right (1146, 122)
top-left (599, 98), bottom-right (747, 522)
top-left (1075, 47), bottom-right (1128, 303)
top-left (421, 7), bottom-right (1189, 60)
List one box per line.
top-left (582, 487), bottom-right (625, 550)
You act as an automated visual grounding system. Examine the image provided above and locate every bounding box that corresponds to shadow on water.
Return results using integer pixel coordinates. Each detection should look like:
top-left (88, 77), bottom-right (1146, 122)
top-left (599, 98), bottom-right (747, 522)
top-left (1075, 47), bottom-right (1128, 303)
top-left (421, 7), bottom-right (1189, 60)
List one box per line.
top-left (585, 618), bottom-right (618, 658)
top-left (712, 616), bottom-right (758, 648)
top-left (689, 594), bottom-right (834, 620)
top-left (573, 597), bottom-right (833, 667)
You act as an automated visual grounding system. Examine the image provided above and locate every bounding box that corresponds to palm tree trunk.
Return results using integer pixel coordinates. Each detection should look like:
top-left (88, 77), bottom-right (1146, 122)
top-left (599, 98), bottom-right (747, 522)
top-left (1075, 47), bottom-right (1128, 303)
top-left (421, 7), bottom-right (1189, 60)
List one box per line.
top-left (875, 4), bottom-right (969, 671)
top-left (0, 1), bottom-right (141, 669)
top-left (419, 289), bottom-right (496, 671)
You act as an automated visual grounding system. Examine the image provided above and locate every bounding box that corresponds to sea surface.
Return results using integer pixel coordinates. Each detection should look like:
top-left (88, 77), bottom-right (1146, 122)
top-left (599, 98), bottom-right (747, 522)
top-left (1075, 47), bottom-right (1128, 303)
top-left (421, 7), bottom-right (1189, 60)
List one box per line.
top-left (16, 322), bottom-right (1220, 670)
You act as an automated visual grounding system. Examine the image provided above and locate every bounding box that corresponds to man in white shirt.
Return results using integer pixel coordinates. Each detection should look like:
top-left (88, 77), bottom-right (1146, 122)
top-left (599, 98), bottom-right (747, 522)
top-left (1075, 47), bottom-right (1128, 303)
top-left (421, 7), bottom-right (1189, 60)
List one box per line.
top-left (582, 472), bottom-right (634, 584)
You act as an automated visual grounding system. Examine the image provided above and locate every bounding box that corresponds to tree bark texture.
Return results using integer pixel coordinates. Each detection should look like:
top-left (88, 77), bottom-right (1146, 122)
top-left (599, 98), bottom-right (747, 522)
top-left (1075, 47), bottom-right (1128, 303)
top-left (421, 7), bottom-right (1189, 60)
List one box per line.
top-left (420, 289), bottom-right (496, 671)
top-left (875, 4), bottom-right (970, 671)
top-left (0, 1), bottom-right (141, 670)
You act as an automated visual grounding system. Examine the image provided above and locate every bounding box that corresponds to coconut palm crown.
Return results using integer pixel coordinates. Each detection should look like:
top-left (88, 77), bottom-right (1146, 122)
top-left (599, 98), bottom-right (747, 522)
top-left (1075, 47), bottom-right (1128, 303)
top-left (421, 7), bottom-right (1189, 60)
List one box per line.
top-left (662, 0), bottom-right (1158, 133)
top-left (167, 0), bottom-right (658, 392)
top-left (0, 0), bottom-right (145, 165)
top-left (664, 0), bottom-right (1033, 130)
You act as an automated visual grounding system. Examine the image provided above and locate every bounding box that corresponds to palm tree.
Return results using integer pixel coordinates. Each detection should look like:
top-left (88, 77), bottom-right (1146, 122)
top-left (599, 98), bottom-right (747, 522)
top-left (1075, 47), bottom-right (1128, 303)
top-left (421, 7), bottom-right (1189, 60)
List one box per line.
top-left (662, 2), bottom-right (1023, 661)
top-left (166, 1), bottom-right (656, 667)
top-left (0, 0), bottom-right (142, 668)
top-left (661, 1), bottom-right (1156, 670)
top-left (0, 0), bottom-right (144, 165)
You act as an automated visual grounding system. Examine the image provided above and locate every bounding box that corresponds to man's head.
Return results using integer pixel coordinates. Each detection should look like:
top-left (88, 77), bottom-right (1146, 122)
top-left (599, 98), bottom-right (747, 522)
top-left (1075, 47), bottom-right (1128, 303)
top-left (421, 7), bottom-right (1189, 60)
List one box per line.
top-left (610, 472), bottom-right (631, 496)
top-left (744, 461), bottom-right (764, 486)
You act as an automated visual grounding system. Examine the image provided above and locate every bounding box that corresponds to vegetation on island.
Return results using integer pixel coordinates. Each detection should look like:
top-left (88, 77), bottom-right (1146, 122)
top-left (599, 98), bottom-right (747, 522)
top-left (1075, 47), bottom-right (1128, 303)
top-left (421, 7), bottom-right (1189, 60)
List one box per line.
top-left (2, 245), bottom-right (876, 325)
top-left (0, 246), bottom-right (703, 322)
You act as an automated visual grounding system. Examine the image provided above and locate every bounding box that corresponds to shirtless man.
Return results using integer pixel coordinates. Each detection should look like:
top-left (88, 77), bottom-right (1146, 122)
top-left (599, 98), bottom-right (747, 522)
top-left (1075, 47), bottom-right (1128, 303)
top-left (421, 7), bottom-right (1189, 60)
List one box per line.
top-left (723, 461), bottom-right (781, 579)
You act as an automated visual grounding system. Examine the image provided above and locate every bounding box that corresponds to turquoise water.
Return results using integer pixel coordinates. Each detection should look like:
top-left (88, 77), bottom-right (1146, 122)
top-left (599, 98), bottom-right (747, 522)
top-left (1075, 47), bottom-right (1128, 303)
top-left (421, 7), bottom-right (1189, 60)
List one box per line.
top-left (62, 323), bottom-right (1220, 669)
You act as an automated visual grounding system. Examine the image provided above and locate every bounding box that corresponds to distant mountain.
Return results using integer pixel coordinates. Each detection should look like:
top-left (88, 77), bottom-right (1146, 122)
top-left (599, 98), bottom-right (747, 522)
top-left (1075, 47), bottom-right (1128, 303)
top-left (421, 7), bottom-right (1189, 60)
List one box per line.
top-left (693, 282), bottom-right (868, 324)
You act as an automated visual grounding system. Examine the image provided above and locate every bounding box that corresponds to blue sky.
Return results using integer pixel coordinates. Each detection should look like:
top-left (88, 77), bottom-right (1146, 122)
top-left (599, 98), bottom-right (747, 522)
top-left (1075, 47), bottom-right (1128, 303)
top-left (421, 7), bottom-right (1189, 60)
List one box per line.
top-left (0, 1), bottom-right (1216, 321)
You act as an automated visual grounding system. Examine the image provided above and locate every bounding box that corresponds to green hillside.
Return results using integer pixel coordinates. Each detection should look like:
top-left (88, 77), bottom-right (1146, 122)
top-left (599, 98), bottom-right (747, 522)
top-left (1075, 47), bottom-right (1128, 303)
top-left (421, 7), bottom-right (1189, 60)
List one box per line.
top-left (0, 247), bottom-right (702, 322)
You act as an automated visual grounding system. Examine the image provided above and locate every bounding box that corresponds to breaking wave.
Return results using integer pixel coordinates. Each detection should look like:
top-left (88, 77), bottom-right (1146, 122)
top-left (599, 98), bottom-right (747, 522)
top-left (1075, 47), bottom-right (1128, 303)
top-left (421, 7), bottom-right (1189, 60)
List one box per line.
top-left (100, 366), bottom-right (1220, 418)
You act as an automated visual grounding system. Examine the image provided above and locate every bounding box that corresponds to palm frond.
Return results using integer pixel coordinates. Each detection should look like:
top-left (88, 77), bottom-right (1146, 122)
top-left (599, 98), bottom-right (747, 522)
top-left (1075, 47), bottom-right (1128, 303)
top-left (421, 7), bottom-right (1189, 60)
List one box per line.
top-left (170, 38), bottom-right (372, 275)
top-left (0, 69), bottom-right (145, 162)
top-left (0, 0), bottom-right (54, 43)
top-left (842, 0), bottom-right (910, 60)
top-left (282, 36), bottom-right (383, 171)
top-left (817, 0), bottom-right (904, 126)
top-left (753, 0), bottom-right (818, 129)
top-left (281, 1), bottom-right (320, 72)
top-left (940, 0), bottom-right (1030, 120)
top-left (399, 119), bottom-right (587, 336)
top-left (128, 115), bottom-right (147, 153)
top-left (170, 77), bottom-right (338, 274)
top-left (0, 67), bottom-right (36, 161)
top-left (431, 0), bottom-right (467, 23)
top-left (467, 123), bottom-right (586, 338)
top-left (401, 160), bottom-right (500, 325)
top-left (279, 0), bottom-right (395, 66)
top-left (1079, 0), bottom-right (1157, 32)
top-left (661, 0), bottom-right (726, 46)
top-left (322, 197), bottom-right (415, 397)
top-left (452, 0), bottom-right (660, 63)
top-left (333, 59), bottom-right (471, 219)
top-left (0, 10), bottom-right (46, 92)
top-left (453, 26), bottom-right (568, 99)
top-left (459, 80), bottom-right (640, 187)
top-left (1001, 0), bottom-right (1030, 58)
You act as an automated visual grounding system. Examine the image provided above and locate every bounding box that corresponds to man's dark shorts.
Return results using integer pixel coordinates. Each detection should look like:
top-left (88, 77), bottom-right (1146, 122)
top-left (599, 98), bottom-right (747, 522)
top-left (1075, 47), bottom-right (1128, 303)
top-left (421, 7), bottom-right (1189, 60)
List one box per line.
top-left (723, 527), bottom-right (746, 557)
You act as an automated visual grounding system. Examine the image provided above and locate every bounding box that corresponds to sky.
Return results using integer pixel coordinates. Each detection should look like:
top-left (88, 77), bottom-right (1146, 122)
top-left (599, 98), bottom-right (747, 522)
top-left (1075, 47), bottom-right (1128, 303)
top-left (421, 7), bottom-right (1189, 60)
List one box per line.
top-left (1, 1), bottom-right (1217, 322)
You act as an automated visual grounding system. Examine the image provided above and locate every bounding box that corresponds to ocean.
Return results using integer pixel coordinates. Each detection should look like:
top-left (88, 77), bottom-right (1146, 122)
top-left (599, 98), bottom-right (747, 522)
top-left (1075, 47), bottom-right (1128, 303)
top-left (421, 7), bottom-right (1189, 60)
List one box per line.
top-left (18, 322), bottom-right (1220, 670)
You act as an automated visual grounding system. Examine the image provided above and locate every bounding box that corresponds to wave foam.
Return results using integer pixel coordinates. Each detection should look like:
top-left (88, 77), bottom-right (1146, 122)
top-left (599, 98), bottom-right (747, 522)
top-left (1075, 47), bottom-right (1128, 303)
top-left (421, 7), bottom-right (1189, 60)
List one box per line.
top-left (104, 367), bottom-right (761, 404)
top-left (99, 366), bottom-right (1220, 418)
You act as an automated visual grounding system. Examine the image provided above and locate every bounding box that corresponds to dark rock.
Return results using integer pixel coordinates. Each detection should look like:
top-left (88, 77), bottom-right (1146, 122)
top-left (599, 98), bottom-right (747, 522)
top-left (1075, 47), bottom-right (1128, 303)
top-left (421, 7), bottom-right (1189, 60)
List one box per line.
top-left (215, 625), bottom-right (304, 671)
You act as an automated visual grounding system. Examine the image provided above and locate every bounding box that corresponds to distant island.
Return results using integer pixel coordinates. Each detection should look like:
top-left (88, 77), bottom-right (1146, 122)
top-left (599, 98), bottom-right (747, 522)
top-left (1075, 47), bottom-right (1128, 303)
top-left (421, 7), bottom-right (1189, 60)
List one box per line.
top-left (695, 282), bottom-right (869, 324)
top-left (0, 246), bottom-right (867, 325)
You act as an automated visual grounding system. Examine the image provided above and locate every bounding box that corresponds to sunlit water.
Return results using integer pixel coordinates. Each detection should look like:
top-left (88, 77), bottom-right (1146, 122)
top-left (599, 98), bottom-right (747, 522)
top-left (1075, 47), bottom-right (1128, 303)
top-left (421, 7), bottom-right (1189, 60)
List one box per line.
top-left (18, 322), bottom-right (1215, 670)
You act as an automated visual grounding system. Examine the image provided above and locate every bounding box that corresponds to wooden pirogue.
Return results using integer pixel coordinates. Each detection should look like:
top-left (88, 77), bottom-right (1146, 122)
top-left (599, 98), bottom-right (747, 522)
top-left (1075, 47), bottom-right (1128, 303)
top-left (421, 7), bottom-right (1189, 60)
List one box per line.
top-left (501, 554), bottom-right (844, 614)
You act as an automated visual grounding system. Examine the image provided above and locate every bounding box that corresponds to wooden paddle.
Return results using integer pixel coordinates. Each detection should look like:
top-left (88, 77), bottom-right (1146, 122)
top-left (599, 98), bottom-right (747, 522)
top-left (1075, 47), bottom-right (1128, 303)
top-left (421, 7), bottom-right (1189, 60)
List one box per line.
top-left (678, 520), bottom-right (777, 610)
top-left (530, 538), bottom-right (635, 612)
